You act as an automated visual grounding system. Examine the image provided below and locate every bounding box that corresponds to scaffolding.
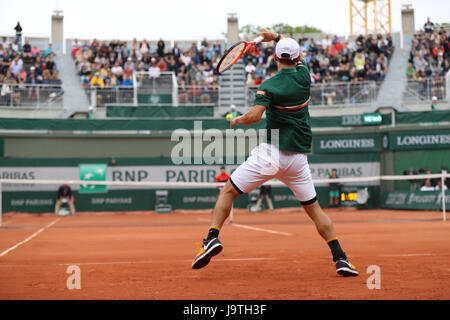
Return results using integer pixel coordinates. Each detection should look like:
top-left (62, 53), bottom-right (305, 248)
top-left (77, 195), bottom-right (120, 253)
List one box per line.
top-left (350, 0), bottom-right (392, 35)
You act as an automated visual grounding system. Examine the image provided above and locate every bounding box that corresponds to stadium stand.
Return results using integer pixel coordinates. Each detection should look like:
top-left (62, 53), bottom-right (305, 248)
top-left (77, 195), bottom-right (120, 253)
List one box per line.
top-left (406, 19), bottom-right (449, 101)
top-left (0, 36), bottom-right (63, 107)
top-left (243, 33), bottom-right (393, 84)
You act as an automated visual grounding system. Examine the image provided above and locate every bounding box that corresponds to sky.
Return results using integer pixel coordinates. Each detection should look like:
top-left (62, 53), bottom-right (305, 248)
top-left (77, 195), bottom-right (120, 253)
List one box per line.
top-left (0, 0), bottom-right (449, 41)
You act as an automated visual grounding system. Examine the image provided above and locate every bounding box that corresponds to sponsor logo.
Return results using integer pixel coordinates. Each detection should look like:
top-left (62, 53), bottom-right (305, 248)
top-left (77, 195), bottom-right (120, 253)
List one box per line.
top-left (396, 134), bottom-right (450, 146)
top-left (319, 138), bottom-right (376, 150)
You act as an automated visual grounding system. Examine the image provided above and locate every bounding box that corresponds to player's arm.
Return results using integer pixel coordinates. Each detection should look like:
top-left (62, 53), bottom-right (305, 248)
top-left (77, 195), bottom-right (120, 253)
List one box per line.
top-left (230, 105), bottom-right (266, 127)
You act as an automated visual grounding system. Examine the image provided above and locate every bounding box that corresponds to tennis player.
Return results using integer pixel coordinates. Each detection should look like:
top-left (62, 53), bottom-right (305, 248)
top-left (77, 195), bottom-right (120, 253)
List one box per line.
top-left (192, 30), bottom-right (358, 276)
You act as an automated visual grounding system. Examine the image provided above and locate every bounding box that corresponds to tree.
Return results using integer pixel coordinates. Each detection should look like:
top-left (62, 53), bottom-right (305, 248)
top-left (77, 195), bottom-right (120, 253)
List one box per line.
top-left (239, 23), bottom-right (322, 39)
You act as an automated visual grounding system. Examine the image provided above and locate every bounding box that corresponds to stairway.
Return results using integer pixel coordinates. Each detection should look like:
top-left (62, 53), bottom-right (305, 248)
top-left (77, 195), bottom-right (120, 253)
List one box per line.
top-left (218, 60), bottom-right (247, 116)
top-left (370, 35), bottom-right (413, 112)
top-left (55, 53), bottom-right (91, 117)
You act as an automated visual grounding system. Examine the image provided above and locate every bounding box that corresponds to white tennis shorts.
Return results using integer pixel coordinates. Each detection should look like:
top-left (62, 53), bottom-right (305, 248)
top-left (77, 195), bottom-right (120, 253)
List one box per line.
top-left (230, 143), bottom-right (317, 205)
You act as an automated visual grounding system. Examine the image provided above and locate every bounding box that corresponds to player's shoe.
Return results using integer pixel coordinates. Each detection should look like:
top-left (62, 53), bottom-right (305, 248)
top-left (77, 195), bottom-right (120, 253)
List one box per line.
top-left (335, 259), bottom-right (359, 277)
top-left (192, 238), bottom-right (223, 269)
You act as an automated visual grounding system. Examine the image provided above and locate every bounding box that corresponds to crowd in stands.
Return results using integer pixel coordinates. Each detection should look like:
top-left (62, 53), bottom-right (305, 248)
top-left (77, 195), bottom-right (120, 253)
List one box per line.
top-left (0, 35), bottom-right (62, 106)
top-left (407, 18), bottom-right (449, 100)
top-left (243, 33), bottom-right (394, 87)
top-left (72, 37), bottom-right (223, 90)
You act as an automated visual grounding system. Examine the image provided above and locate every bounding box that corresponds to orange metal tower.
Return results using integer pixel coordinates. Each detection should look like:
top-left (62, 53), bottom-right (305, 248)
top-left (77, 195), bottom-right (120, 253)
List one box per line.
top-left (350, 0), bottom-right (392, 35)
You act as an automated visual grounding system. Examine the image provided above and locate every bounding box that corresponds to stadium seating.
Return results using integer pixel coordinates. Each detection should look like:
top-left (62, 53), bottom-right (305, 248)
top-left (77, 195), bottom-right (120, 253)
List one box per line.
top-left (0, 36), bottom-right (63, 107)
top-left (407, 20), bottom-right (449, 101)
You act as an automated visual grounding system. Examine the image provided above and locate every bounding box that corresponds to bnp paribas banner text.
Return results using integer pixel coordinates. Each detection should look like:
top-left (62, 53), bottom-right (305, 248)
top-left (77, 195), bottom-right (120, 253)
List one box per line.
top-left (0, 159), bottom-right (380, 191)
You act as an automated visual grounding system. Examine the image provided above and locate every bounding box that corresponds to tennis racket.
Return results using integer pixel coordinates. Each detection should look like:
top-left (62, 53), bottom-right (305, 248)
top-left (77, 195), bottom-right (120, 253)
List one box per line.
top-left (216, 36), bottom-right (264, 74)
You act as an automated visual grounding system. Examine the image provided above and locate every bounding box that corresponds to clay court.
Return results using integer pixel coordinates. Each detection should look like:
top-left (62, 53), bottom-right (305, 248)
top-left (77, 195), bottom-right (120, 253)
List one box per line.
top-left (0, 208), bottom-right (449, 300)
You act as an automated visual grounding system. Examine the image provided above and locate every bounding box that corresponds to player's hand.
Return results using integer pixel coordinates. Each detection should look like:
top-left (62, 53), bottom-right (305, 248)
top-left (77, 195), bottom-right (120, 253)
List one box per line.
top-left (257, 29), bottom-right (278, 42)
top-left (230, 116), bottom-right (242, 129)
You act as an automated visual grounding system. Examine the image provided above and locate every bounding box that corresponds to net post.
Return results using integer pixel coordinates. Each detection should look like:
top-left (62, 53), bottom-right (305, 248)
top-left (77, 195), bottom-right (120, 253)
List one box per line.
top-left (442, 174), bottom-right (447, 222)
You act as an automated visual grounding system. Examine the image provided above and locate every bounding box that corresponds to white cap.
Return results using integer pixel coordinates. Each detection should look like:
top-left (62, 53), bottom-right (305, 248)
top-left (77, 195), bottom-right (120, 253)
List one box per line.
top-left (432, 96), bottom-right (437, 101)
top-left (230, 104), bottom-right (236, 110)
top-left (275, 38), bottom-right (300, 60)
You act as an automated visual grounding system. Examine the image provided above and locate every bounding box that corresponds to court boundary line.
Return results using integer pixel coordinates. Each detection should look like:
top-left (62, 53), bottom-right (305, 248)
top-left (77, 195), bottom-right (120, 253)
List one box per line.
top-left (55, 257), bottom-right (275, 267)
top-left (198, 218), bottom-right (292, 236)
top-left (0, 218), bottom-right (60, 257)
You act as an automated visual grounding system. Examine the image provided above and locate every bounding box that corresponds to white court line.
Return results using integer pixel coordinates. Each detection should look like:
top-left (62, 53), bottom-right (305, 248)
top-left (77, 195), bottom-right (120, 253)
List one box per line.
top-left (0, 218), bottom-right (60, 257)
top-left (198, 218), bottom-right (292, 236)
top-left (379, 253), bottom-right (437, 257)
top-left (57, 257), bottom-right (274, 266)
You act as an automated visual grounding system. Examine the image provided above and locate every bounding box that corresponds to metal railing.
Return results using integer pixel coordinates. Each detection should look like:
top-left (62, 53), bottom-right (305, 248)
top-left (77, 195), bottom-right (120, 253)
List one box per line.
top-left (177, 85), bottom-right (220, 105)
top-left (246, 81), bottom-right (378, 108)
top-left (404, 77), bottom-right (448, 103)
top-left (0, 84), bottom-right (63, 108)
top-left (84, 86), bottom-right (134, 107)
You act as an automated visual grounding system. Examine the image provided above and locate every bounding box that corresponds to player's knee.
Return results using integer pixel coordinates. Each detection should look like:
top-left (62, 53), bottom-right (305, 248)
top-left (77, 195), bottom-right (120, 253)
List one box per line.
top-left (221, 181), bottom-right (240, 198)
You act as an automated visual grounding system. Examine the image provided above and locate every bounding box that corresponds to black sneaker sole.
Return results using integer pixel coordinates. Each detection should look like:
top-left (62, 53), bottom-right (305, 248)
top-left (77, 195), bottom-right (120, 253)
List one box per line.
top-left (192, 243), bottom-right (223, 269)
top-left (336, 267), bottom-right (359, 277)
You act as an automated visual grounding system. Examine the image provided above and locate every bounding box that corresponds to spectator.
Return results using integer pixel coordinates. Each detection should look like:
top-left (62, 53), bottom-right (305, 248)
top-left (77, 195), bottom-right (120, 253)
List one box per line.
top-left (329, 169), bottom-right (340, 206)
top-left (87, 106), bottom-right (95, 119)
top-left (31, 45), bottom-right (40, 57)
top-left (148, 58), bottom-right (161, 78)
top-left (424, 17), bottom-right (435, 34)
top-left (122, 73), bottom-right (133, 87)
top-left (157, 57), bottom-right (167, 72)
top-left (431, 96), bottom-right (438, 110)
top-left (1, 37), bottom-right (8, 50)
top-left (406, 62), bottom-right (416, 80)
top-left (245, 61), bottom-right (256, 74)
top-left (10, 55), bottom-right (23, 77)
top-left (435, 180), bottom-right (448, 191)
top-left (420, 179), bottom-right (435, 191)
top-left (14, 22), bottom-right (22, 50)
top-left (45, 43), bottom-right (53, 57)
top-left (225, 104), bottom-right (242, 119)
top-left (22, 39), bottom-right (32, 58)
top-left (215, 166), bottom-right (230, 195)
top-left (139, 39), bottom-right (149, 55)
top-left (157, 39), bottom-right (165, 57)
top-left (90, 72), bottom-right (105, 88)
top-left (45, 54), bottom-right (56, 72)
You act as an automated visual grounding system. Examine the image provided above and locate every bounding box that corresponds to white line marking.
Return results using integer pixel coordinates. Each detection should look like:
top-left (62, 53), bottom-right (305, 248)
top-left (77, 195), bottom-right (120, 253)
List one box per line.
top-left (57, 257), bottom-right (274, 266)
top-left (0, 218), bottom-right (59, 257)
top-left (380, 253), bottom-right (437, 257)
top-left (198, 218), bottom-right (292, 236)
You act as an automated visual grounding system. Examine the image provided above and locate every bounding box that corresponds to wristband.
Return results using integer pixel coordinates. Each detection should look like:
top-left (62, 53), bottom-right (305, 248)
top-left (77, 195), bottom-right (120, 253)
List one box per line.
top-left (274, 34), bottom-right (284, 43)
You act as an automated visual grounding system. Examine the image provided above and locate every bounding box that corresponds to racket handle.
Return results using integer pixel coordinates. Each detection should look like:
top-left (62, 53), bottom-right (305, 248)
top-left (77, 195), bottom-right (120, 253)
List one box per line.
top-left (253, 36), bottom-right (264, 44)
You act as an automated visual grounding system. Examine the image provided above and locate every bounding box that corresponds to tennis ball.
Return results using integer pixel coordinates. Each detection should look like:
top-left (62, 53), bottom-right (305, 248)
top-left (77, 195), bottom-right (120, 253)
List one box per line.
top-left (226, 114), bottom-right (233, 121)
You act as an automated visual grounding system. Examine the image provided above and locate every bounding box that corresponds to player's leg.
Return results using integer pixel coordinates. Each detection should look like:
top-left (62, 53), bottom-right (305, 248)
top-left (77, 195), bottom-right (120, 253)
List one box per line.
top-left (192, 143), bottom-right (277, 269)
top-left (210, 181), bottom-right (240, 230)
top-left (192, 181), bottom-right (240, 269)
top-left (301, 199), bottom-right (358, 276)
top-left (280, 153), bottom-right (358, 276)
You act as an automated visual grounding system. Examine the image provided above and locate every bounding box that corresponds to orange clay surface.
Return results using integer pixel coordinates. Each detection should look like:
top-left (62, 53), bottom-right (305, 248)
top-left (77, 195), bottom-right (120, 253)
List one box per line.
top-left (0, 208), bottom-right (449, 300)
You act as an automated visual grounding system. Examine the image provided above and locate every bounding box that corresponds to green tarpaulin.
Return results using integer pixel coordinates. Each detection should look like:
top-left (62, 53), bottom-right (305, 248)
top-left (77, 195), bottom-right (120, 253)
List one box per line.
top-left (106, 105), bottom-right (215, 118)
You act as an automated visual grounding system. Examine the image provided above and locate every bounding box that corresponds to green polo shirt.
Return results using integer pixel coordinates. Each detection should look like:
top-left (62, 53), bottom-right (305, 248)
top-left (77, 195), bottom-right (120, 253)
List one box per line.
top-left (254, 59), bottom-right (312, 153)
